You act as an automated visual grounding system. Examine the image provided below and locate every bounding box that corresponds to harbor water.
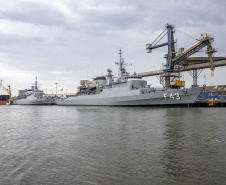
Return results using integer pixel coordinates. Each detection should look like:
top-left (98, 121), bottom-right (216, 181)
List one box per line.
top-left (0, 106), bottom-right (226, 184)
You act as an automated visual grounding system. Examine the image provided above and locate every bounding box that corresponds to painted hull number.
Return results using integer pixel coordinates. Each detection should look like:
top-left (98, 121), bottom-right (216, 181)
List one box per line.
top-left (164, 93), bottom-right (181, 100)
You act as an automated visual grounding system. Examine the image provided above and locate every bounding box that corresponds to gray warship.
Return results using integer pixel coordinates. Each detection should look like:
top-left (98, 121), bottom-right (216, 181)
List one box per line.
top-left (13, 77), bottom-right (51, 105)
top-left (57, 50), bottom-right (203, 106)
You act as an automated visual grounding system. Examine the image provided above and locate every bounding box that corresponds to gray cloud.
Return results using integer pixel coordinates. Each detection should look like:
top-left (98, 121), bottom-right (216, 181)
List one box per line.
top-left (0, 1), bottom-right (71, 28)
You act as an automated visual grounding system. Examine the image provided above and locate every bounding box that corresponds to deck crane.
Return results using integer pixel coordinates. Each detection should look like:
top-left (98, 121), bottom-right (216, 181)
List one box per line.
top-left (0, 79), bottom-right (12, 98)
top-left (145, 24), bottom-right (216, 87)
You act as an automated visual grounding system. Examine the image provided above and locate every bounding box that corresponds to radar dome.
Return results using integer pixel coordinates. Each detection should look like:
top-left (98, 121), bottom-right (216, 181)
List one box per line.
top-left (155, 84), bottom-right (165, 91)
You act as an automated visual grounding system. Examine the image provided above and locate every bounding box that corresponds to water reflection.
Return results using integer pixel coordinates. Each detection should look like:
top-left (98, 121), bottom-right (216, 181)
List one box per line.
top-left (162, 109), bottom-right (189, 183)
top-left (161, 108), bottom-right (226, 184)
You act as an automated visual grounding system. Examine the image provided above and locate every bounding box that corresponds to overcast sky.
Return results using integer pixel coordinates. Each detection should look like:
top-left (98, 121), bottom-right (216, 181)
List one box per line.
top-left (0, 0), bottom-right (226, 96)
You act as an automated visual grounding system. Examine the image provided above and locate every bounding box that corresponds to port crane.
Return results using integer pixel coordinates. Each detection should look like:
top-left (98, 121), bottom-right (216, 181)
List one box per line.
top-left (144, 24), bottom-right (217, 87)
top-left (0, 79), bottom-right (12, 98)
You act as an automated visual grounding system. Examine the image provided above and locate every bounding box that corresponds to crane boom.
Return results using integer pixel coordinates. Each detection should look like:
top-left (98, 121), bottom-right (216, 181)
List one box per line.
top-left (146, 24), bottom-right (175, 71)
top-left (0, 80), bottom-right (11, 98)
top-left (172, 34), bottom-right (214, 65)
top-left (138, 59), bottom-right (226, 77)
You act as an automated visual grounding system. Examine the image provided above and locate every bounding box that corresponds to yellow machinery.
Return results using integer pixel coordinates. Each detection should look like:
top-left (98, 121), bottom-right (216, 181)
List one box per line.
top-left (206, 43), bottom-right (217, 77)
top-left (0, 79), bottom-right (12, 98)
top-left (170, 80), bottom-right (185, 87)
top-left (209, 99), bottom-right (214, 106)
top-left (178, 48), bottom-right (184, 56)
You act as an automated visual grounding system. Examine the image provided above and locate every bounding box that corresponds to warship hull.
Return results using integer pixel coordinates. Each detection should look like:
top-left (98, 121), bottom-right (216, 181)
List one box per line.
top-left (13, 97), bottom-right (51, 105)
top-left (13, 100), bottom-right (51, 105)
top-left (58, 86), bottom-right (203, 106)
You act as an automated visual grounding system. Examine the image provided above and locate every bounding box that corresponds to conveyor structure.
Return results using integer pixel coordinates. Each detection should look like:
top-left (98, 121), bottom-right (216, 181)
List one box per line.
top-left (143, 24), bottom-right (223, 87)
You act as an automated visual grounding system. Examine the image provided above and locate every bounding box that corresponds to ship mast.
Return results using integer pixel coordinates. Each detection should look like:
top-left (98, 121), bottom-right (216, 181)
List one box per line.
top-left (34, 77), bottom-right (38, 91)
top-left (115, 49), bottom-right (131, 81)
top-left (115, 49), bottom-right (124, 79)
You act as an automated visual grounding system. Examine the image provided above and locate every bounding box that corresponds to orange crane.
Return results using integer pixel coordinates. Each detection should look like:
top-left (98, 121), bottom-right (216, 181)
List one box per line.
top-left (0, 79), bottom-right (11, 98)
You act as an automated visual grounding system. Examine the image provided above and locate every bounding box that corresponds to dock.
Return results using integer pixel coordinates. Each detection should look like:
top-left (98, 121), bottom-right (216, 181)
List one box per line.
top-left (194, 100), bottom-right (226, 107)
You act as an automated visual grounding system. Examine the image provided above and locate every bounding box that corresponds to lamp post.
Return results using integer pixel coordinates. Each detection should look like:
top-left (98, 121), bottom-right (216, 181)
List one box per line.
top-left (55, 83), bottom-right (58, 97)
top-left (66, 89), bottom-right (68, 95)
top-left (46, 89), bottom-right (47, 95)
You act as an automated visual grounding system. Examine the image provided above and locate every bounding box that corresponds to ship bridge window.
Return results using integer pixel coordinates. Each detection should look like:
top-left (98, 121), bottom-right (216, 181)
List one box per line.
top-left (34, 92), bottom-right (44, 97)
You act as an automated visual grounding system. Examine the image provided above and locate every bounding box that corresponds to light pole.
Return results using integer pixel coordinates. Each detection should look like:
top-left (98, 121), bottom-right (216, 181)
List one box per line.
top-left (55, 83), bottom-right (58, 97)
top-left (46, 89), bottom-right (47, 95)
top-left (66, 89), bottom-right (68, 96)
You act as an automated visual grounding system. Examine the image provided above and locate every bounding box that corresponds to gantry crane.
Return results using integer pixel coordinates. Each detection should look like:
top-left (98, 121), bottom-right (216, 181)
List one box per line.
top-left (145, 24), bottom-right (216, 87)
top-left (0, 79), bottom-right (11, 98)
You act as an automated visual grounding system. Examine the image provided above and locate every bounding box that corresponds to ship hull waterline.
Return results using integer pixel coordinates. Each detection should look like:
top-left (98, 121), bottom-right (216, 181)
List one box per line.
top-left (57, 87), bottom-right (203, 107)
top-left (0, 101), bottom-right (9, 105)
top-left (13, 100), bottom-right (51, 105)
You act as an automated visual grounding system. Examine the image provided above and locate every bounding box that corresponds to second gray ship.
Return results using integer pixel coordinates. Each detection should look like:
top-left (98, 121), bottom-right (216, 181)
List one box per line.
top-left (13, 77), bottom-right (52, 105)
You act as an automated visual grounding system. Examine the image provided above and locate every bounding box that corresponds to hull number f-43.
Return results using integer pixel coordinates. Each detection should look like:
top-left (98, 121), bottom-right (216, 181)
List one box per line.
top-left (164, 93), bottom-right (181, 100)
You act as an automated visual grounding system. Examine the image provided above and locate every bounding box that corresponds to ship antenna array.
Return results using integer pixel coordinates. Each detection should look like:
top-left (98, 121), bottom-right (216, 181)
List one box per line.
top-left (31, 76), bottom-right (41, 90)
top-left (115, 49), bottom-right (132, 67)
top-left (119, 48), bottom-right (122, 62)
top-left (115, 49), bottom-right (132, 79)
